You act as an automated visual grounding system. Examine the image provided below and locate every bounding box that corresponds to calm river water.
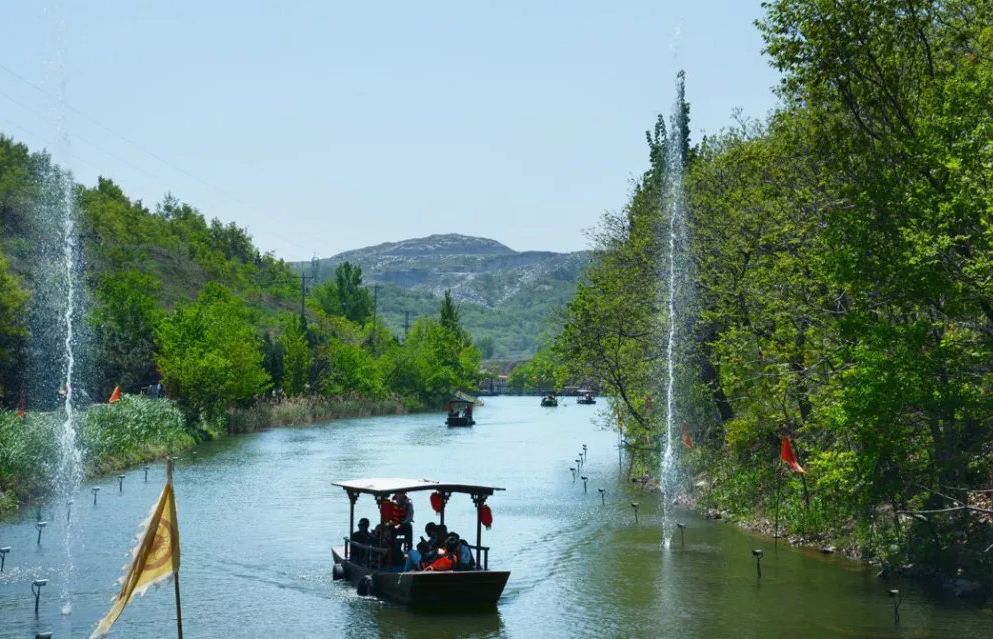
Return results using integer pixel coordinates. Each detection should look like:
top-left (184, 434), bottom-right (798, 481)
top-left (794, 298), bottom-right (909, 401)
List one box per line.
top-left (2, 396), bottom-right (992, 638)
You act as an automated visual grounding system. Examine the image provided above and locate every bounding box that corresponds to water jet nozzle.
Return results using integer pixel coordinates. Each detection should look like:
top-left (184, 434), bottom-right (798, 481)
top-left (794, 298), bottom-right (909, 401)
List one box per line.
top-left (0, 546), bottom-right (10, 573)
top-left (35, 521), bottom-right (47, 545)
top-left (752, 549), bottom-right (763, 579)
top-left (597, 488), bottom-right (605, 504)
top-left (32, 579), bottom-right (48, 616)
top-left (580, 476), bottom-right (588, 493)
top-left (144, 465), bottom-right (150, 482)
top-left (676, 522), bottom-right (685, 545)
top-left (118, 474), bottom-right (125, 493)
top-left (569, 467), bottom-right (576, 482)
top-left (92, 487), bottom-right (100, 505)
top-left (888, 589), bottom-right (901, 624)
top-left (631, 502), bottom-right (639, 524)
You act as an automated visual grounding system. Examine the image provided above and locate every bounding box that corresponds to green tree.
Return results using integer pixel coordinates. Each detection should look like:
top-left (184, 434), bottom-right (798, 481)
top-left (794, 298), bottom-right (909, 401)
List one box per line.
top-left (311, 262), bottom-right (374, 325)
top-left (0, 250), bottom-right (27, 402)
top-left (90, 270), bottom-right (163, 398)
top-left (154, 283), bottom-right (270, 418)
top-left (279, 315), bottom-right (311, 396)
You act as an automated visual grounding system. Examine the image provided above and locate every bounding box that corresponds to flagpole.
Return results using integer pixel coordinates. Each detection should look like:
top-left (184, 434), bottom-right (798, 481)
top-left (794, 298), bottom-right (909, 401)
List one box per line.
top-left (168, 458), bottom-right (184, 639)
top-left (174, 572), bottom-right (184, 639)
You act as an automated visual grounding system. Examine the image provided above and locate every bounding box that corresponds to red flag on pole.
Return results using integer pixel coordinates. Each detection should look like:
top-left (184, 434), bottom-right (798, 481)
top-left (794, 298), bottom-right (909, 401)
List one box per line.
top-left (780, 436), bottom-right (805, 473)
top-left (108, 386), bottom-right (122, 403)
top-left (680, 422), bottom-right (694, 449)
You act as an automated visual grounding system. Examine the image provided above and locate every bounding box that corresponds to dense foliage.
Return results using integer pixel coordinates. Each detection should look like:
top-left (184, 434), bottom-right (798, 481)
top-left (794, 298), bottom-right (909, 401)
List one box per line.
top-left (0, 134), bottom-right (481, 513)
top-left (556, 0), bottom-right (993, 586)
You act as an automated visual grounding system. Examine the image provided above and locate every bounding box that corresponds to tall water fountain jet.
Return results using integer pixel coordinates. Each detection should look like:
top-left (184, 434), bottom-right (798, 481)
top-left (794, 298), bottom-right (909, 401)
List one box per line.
top-left (657, 70), bottom-right (690, 548)
top-left (28, 17), bottom-right (88, 613)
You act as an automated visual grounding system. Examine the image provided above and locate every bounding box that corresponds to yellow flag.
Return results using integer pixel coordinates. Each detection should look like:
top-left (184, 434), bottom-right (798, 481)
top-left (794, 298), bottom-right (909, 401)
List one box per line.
top-left (89, 466), bottom-right (180, 638)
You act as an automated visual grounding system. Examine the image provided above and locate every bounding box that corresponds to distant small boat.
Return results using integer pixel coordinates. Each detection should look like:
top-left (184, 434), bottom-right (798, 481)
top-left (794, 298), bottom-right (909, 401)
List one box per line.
top-left (446, 398), bottom-right (475, 427)
top-left (540, 394), bottom-right (558, 407)
top-left (576, 390), bottom-right (596, 405)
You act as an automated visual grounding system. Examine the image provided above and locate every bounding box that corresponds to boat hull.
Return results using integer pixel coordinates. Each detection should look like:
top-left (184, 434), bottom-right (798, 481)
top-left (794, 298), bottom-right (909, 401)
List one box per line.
top-left (332, 547), bottom-right (509, 606)
top-left (446, 416), bottom-right (475, 427)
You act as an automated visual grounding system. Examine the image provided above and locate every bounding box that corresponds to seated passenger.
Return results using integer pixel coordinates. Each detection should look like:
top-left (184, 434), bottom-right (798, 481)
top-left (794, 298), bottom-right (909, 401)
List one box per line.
top-left (423, 536), bottom-right (460, 572)
top-left (349, 518), bottom-right (373, 566)
top-left (404, 522), bottom-right (440, 571)
top-left (449, 532), bottom-right (475, 570)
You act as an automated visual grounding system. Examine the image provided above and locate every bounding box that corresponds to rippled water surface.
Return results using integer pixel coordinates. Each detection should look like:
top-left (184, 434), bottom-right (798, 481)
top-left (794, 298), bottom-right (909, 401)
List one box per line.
top-left (2, 396), bottom-right (992, 638)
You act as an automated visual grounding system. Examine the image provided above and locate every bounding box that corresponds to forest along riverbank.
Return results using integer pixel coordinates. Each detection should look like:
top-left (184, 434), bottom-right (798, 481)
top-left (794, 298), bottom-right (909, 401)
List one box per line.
top-left (2, 397), bottom-right (993, 639)
top-left (0, 394), bottom-right (407, 518)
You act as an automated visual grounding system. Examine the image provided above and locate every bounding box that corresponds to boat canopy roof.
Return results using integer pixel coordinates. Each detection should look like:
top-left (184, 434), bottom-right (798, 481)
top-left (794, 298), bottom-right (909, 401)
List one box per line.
top-left (333, 477), bottom-right (505, 497)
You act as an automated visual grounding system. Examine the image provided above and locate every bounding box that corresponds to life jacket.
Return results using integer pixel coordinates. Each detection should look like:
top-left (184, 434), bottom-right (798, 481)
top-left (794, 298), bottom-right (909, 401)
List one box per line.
top-left (425, 551), bottom-right (454, 572)
top-left (391, 501), bottom-right (408, 525)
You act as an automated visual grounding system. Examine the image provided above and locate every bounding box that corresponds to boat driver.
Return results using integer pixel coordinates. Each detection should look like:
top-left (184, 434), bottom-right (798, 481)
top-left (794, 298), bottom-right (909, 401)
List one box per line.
top-left (392, 492), bottom-right (414, 550)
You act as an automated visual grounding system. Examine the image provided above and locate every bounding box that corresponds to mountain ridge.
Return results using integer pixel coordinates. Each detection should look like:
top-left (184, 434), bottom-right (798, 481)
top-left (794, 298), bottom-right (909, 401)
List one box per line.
top-left (292, 234), bottom-right (589, 358)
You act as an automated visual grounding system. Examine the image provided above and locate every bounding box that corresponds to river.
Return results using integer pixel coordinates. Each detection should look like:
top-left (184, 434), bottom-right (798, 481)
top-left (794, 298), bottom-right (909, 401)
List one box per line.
top-left (2, 396), bottom-right (992, 638)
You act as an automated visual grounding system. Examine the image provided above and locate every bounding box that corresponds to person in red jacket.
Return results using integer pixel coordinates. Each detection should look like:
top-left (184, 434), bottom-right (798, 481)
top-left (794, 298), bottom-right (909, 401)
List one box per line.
top-left (423, 536), bottom-right (460, 572)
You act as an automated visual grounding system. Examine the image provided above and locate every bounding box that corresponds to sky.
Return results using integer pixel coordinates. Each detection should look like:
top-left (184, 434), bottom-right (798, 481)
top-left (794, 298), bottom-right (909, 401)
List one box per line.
top-left (0, 1), bottom-right (781, 261)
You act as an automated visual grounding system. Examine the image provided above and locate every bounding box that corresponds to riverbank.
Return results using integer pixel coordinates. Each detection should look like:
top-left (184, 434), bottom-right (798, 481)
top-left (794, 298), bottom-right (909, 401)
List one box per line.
top-left (673, 471), bottom-right (993, 606)
top-left (0, 394), bottom-right (411, 518)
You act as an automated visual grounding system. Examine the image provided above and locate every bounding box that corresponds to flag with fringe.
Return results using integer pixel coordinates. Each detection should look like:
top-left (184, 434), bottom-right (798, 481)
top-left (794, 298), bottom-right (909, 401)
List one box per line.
top-left (89, 465), bottom-right (180, 638)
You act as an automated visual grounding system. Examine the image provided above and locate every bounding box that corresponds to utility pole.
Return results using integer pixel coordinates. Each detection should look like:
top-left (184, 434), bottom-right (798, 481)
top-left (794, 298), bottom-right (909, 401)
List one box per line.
top-left (298, 274), bottom-right (313, 329)
top-left (371, 284), bottom-right (380, 353)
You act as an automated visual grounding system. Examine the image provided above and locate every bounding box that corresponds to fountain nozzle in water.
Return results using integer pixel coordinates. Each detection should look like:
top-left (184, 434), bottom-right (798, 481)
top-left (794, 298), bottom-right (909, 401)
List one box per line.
top-left (118, 474), bottom-right (125, 493)
top-left (752, 549), bottom-right (764, 579)
top-left (676, 522), bottom-right (685, 545)
top-left (92, 487), bottom-right (100, 505)
top-left (631, 502), bottom-right (640, 524)
top-left (32, 579), bottom-right (48, 616)
top-left (888, 589), bottom-right (901, 624)
top-left (580, 476), bottom-right (588, 493)
top-left (0, 546), bottom-right (10, 572)
top-left (598, 488), bottom-right (605, 504)
top-left (35, 521), bottom-right (48, 545)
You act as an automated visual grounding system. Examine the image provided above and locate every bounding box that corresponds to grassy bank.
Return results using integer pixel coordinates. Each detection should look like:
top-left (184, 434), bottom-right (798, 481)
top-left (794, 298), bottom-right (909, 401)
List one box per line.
top-left (0, 394), bottom-right (411, 517)
top-left (226, 395), bottom-right (409, 433)
top-left (0, 396), bottom-right (195, 515)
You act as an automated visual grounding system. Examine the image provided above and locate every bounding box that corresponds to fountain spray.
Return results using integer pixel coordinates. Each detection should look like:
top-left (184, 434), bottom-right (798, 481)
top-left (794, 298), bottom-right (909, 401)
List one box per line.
top-left (658, 70), bottom-right (689, 548)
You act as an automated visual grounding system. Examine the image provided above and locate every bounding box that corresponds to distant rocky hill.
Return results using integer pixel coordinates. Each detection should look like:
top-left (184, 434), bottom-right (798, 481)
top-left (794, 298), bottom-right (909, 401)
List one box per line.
top-left (293, 234), bottom-right (589, 358)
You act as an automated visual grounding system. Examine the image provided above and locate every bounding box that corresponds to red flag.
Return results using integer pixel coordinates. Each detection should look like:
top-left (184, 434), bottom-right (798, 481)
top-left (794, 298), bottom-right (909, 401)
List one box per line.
top-left (780, 436), bottom-right (805, 473)
top-left (680, 422), bottom-right (694, 449)
top-left (108, 386), bottom-right (122, 403)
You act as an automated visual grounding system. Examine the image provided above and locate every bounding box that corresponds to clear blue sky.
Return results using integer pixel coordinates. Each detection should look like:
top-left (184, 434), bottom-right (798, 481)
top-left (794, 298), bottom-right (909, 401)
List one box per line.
top-left (0, 1), bottom-right (780, 260)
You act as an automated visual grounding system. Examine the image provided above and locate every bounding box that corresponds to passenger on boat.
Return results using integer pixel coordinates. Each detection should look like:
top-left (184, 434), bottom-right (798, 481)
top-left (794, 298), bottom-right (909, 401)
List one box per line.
top-left (391, 492), bottom-right (414, 550)
top-left (349, 517), bottom-right (373, 566)
top-left (450, 532), bottom-right (475, 569)
top-left (423, 536), bottom-right (460, 572)
top-left (403, 522), bottom-right (439, 571)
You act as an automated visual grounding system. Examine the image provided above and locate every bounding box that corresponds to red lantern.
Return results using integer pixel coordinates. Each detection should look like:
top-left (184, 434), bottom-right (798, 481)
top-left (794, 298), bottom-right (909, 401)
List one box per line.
top-left (479, 504), bottom-right (493, 529)
top-left (379, 500), bottom-right (395, 524)
top-left (430, 491), bottom-right (443, 513)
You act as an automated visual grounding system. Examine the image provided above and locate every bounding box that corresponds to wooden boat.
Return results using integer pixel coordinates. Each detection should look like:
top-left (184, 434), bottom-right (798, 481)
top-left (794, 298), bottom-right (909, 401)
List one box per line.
top-left (446, 398), bottom-right (475, 427)
top-left (331, 478), bottom-right (510, 606)
top-left (540, 394), bottom-right (558, 407)
top-left (576, 390), bottom-right (596, 405)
